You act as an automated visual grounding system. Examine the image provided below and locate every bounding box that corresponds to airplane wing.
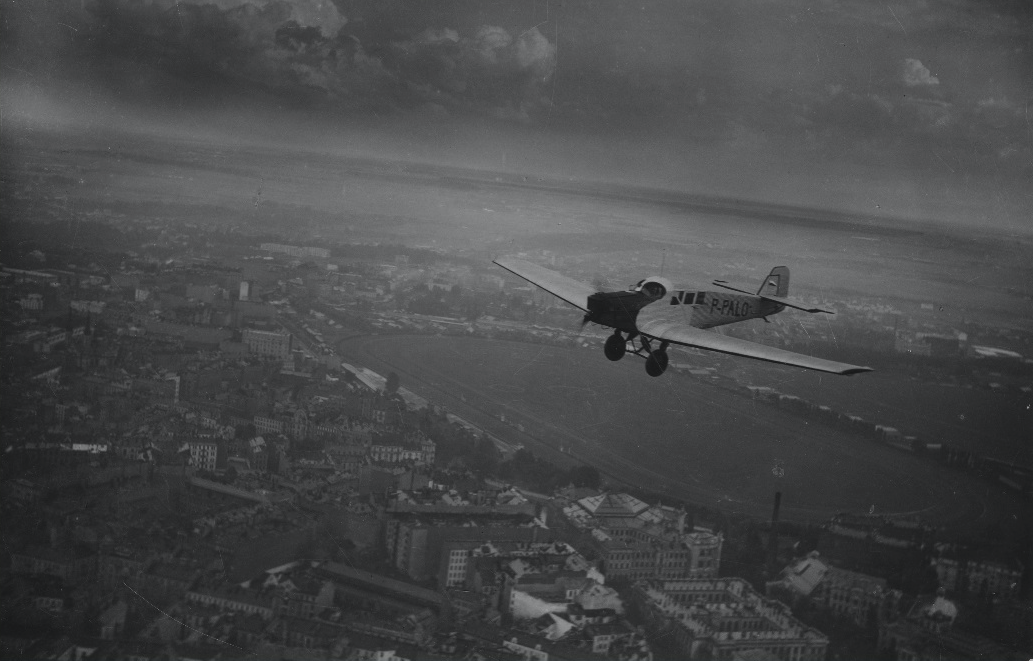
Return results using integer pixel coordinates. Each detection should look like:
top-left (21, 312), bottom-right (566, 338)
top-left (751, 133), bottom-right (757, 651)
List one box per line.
top-left (637, 307), bottom-right (872, 375)
top-left (493, 257), bottom-right (596, 313)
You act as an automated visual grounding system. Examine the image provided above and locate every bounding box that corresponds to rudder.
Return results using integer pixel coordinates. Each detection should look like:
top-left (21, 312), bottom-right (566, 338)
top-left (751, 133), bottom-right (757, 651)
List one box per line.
top-left (758, 266), bottom-right (790, 297)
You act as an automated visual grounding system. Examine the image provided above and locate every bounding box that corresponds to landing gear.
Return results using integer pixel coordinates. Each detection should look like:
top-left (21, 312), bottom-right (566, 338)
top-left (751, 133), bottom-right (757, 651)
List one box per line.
top-left (640, 337), bottom-right (669, 377)
top-left (604, 332), bottom-right (626, 361)
top-left (645, 350), bottom-right (669, 377)
top-left (604, 331), bottom-right (669, 376)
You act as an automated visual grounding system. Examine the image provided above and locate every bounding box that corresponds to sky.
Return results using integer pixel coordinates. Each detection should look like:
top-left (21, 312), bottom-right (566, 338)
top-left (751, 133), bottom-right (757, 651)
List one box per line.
top-left (2, 0), bottom-right (1031, 230)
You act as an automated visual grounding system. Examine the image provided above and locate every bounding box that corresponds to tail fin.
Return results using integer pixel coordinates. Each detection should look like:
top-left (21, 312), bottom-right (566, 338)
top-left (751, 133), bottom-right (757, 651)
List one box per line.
top-left (758, 267), bottom-right (790, 298)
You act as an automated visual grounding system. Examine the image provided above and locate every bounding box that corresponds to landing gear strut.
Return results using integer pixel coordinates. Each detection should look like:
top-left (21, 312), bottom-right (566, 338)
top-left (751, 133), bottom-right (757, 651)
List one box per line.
top-left (604, 332), bottom-right (626, 361)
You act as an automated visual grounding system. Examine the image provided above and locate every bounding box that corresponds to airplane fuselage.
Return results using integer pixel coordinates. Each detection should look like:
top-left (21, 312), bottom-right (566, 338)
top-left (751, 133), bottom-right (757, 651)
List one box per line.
top-left (492, 256), bottom-right (871, 377)
top-left (587, 288), bottom-right (785, 333)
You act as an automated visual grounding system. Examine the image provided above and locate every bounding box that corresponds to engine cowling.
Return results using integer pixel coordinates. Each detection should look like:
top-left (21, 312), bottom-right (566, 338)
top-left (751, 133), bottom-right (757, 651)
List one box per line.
top-left (632, 276), bottom-right (673, 300)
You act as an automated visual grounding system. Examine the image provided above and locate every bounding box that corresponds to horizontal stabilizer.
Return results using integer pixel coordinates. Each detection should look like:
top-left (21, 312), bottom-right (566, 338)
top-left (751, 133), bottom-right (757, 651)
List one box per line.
top-left (759, 293), bottom-right (834, 315)
top-left (494, 256), bottom-right (596, 312)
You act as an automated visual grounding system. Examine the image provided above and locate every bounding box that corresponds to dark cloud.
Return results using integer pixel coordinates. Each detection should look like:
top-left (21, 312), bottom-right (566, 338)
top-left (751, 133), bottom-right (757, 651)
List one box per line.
top-left (1, 0), bottom-right (562, 117)
top-left (1, 0), bottom-right (1029, 227)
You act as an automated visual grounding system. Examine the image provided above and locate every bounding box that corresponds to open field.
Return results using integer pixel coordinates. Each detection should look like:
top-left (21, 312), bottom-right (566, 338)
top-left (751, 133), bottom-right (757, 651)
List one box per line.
top-left (342, 334), bottom-right (1028, 536)
top-left (716, 357), bottom-right (1032, 464)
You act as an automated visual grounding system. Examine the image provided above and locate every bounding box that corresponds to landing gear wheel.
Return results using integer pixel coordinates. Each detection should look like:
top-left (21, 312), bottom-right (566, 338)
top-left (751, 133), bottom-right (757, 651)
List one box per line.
top-left (604, 333), bottom-right (626, 361)
top-left (645, 351), bottom-right (669, 377)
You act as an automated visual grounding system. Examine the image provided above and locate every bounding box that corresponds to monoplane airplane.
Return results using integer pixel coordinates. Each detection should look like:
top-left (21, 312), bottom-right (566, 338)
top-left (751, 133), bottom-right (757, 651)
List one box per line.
top-left (494, 256), bottom-right (872, 377)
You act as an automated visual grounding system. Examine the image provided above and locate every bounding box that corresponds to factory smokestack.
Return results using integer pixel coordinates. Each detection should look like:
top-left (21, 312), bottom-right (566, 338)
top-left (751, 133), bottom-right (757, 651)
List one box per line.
top-left (768, 491), bottom-right (782, 568)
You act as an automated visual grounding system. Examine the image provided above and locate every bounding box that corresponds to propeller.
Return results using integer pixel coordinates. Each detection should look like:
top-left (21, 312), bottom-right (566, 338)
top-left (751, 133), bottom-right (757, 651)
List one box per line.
top-left (579, 312), bottom-right (593, 333)
top-left (566, 272), bottom-right (606, 337)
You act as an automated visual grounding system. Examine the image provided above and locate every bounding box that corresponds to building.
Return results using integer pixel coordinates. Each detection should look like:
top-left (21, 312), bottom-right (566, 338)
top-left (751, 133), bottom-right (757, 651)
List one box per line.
top-left (274, 615), bottom-right (347, 651)
top-left (933, 556), bottom-right (1023, 599)
top-left (390, 515), bottom-right (544, 585)
top-left (260, 243), bottom-right (330, 260)
top-left (274, 573), bottom-right (336, 619)
top-left (558, 492), bottom-right (723, 582)
top-left (186, 584), bottom-right (275, 619)
top-left (877, 589), bottom-right (1023, 661)
top-left (98, 547), bottom-right (153, 591)
top-left (133, 372), bottom-right (181, 405)
top-left (140, 561), bottom-right (202, 604)
top-left (183, 476), bottom-right (290, 510)
top-left (242, 328), bottom-right (293, 359)
top-left (633, 577), bottom-right (829, 661)
top-left (369, 430), bottom-right (436, 466)
top-left (346, 632), bottom-right (420, 661)
top-left (502, 569), bottom-right (600, 619)
top-left (314, 562), bottom-right (446, 637)
top-left (10, 544), bottom-right (95, 583)
top-left (767, 552), bottom-right (886, 628)
top-left (186, 440), bottom-right (221, 472)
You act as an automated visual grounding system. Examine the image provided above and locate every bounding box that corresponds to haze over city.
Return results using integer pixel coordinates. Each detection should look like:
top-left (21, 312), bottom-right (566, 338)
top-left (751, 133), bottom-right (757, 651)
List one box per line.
top-left (1, 0), bottom-right (1031, 660)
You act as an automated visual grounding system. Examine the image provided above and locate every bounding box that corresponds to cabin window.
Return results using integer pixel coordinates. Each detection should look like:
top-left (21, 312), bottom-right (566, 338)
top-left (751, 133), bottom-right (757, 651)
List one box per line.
top-left (684, 293), bottom-right (696, 305)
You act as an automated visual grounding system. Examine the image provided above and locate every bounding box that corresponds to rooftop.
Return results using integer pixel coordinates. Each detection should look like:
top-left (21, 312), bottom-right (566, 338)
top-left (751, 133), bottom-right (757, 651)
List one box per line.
top-left (576, 492), bottom-right (650, 518)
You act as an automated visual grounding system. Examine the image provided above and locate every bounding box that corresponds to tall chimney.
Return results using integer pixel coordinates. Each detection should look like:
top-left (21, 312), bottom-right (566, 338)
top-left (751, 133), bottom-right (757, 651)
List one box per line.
top-left (768, 491), bottom-right (782, 569)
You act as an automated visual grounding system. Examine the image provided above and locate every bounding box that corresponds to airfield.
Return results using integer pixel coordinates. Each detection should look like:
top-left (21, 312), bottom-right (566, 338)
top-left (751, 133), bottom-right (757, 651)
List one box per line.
top-left (339, 333), bottom-right (1027, 535)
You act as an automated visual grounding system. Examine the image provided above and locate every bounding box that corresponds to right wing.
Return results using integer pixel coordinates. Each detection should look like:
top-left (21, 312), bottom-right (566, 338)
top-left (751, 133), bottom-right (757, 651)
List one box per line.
top-left (637, 307), bottom-right (872, 375)
top-left (713, 280), bottom-right (833, 314)
top-left (493, 257), bottom-right (597, 313)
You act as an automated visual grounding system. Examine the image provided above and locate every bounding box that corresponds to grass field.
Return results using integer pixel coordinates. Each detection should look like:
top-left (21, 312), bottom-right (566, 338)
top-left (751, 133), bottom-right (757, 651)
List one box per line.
top-left (345, 334), bottom-right (1027, 536)
top-left (717, 358), bottom-right (1031, 465)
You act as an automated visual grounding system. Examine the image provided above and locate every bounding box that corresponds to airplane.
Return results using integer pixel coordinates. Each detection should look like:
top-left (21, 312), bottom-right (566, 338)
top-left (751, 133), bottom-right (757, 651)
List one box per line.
top-left (493, 256), bottom-right (872, 377)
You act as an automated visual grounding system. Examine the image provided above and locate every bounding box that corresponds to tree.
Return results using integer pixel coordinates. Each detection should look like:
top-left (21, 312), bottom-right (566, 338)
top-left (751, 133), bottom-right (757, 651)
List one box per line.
top-left (385, 371), bottom-right (400, 394)
top-left (569, 465), bottom-right (601, 489)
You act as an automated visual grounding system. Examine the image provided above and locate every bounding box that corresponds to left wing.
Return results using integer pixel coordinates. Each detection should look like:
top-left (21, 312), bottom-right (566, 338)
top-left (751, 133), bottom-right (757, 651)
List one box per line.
top-left (493, 257), bottom-right (596, 313)
top-left (637, 307), bottom-right (872, 375)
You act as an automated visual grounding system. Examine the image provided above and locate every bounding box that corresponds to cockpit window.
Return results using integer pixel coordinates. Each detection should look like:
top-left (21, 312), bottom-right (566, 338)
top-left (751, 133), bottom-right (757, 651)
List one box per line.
top-left (684, 293), bottom-right (696, 305)
top-left (641, 282), bottom-right (666, 298)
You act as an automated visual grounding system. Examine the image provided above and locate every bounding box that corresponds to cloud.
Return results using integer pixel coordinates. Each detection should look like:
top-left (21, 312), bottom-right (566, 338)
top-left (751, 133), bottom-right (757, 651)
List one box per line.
top-left (514, 27), bottom-right (556, 82)
top-left (414, 28), bottom-right (459, 46)
top-left (385, 24), bottom-right (558, 116)
top-left (157, 0), bottom-right (346, 37)
top-left (4, 0), bottom-right (1028, 210)
top-left (54, 0), bottom-right (561, 120)
top-left (475, 25), bottom-right (513, 60)
top-left (902, 58), bottom-right (939, 87)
